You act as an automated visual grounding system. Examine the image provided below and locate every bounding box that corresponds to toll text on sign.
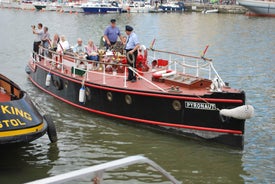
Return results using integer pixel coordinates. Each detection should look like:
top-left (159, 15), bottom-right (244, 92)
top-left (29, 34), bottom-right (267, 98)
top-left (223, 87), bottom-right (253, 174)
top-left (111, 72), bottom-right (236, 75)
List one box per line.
top-left (0, 105), bottom-right (32, 129)
top-left (0, 119), bottom-right (26, 128)
top-left (0, 105), bottom-right (32, 121)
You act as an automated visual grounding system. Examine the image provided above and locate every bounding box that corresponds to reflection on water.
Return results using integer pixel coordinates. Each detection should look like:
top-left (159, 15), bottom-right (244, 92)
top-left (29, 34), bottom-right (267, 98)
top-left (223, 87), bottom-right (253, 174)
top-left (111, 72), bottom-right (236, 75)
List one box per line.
top-left (0, 143), bottom-right (59, 183)
top-left (0, 8), bottom-right (274, 183)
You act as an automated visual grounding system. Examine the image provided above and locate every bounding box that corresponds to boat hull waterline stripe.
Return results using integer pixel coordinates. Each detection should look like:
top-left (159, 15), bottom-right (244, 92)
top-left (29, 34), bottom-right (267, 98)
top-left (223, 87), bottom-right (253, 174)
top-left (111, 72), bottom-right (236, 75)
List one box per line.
top-left (0, 122), bottom-right (45, 137)
top-left (29, 77), bottom-right (242, 135)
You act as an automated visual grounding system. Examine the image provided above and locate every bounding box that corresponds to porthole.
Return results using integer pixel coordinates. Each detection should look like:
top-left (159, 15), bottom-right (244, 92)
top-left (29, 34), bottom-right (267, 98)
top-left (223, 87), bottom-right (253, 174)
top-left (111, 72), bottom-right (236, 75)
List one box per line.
top-left (107, 92), bottom-right (113, 102)
top-left (64, 80), bottom-right (69, 88)
top-left (125, 95), bottom-right (132, 105)
top-left (172, 100), bottom-right (181, 111)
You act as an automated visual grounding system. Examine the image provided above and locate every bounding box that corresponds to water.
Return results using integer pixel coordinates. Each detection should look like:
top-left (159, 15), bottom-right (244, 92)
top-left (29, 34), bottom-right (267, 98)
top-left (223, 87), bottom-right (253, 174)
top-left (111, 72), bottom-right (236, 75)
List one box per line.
top-left (0, 8), bottom-right (274, 184)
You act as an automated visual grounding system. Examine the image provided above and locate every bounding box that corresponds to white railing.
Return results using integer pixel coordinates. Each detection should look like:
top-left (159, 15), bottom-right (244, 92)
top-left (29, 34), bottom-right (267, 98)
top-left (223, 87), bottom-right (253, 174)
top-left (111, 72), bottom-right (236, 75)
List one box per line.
top-left (25, 155), bottom-right (181, 184)
top-left (148, 48), bottom-right (225, 86)
top-left (35, 48), bottom-right (168, 92)
top-left (34, 46), bottom-right (225, 91)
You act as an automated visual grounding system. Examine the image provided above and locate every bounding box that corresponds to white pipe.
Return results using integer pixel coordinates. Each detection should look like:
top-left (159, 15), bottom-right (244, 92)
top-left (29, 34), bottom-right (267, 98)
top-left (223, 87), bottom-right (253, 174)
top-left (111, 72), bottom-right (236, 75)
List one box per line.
top-left (25, 155), bottom-right (181, 184)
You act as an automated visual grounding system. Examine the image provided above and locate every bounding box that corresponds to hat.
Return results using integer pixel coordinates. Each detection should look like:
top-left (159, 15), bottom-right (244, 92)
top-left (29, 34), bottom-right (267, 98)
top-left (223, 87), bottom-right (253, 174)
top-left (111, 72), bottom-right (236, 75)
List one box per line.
top-left (110, 19), bottom-right (116, 23)
top-left (125, 25), bottom-right (133, 32)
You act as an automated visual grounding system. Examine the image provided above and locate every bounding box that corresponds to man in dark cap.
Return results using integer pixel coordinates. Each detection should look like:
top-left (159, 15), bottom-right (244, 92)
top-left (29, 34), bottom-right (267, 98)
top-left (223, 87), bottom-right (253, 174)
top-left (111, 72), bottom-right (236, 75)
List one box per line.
top-left (103, 19), bottom-right (124, 49)
top-left (125, 25), bottom-right (140, 82)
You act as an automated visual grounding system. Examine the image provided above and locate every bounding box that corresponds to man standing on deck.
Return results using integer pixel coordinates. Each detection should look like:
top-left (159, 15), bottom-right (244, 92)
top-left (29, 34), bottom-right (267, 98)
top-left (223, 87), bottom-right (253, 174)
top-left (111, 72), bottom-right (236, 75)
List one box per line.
top-left (103, 19), bottom-right (124, 50)
top-left (41, 26), bottom-right (50, 57)
top-left (32, 23), bottom-right (43, 59)
top-left (125, 25), bottom-right (140, 83)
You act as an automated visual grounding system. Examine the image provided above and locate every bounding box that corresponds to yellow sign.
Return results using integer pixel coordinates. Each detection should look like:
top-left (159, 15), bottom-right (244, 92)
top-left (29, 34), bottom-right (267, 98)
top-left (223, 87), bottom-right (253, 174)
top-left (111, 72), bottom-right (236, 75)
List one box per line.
top-left (0, 119), bottom-right (26, 129)
top-left (0, 105), bottom-right (32, 121)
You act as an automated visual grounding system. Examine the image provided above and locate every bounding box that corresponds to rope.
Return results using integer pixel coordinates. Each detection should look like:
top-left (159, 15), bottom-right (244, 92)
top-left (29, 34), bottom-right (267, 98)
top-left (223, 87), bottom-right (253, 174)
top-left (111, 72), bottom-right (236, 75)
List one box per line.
top-left (128, 67), bottom-right (166, 92)
top-left (126, 52), bottom-right (135, 64)
top-left (192, 93), bottom-right (221, 111)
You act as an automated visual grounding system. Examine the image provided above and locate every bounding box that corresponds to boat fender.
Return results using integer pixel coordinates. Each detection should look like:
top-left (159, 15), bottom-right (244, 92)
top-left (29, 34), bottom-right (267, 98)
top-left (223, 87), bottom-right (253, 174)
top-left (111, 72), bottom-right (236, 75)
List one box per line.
top-left (219, 105), bottom-right (254, 120)
top-left (53, 77), bottom-right (63, 90)
top-left (152, 70), bottom-right (176, 79)
top-left (45, 73), bottom-right (51, 87)
top-left (25, 65), bottom-right (31, 74)
top-left (43, 114), bottom-right (57, 143)
top-left (79, 86), bottom-right (86, 103)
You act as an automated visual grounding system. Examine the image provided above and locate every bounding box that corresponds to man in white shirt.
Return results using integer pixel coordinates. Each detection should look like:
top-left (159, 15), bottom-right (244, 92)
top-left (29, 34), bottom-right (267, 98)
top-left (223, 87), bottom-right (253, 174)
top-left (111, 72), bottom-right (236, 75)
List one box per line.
top-left (125, 25), bottom-right (140, 82)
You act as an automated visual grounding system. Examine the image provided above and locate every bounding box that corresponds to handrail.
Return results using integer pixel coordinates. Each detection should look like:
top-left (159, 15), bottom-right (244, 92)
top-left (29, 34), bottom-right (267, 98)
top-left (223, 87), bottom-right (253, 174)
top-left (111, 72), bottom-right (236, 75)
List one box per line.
top-left (149, 48), bottom-right (213, 61)
top-left (35, 46), bottom-right (224, 90)
top-left (129, 67), bottom-right (166, 92)
top-left (148, 48), bottom-right (224, 85)
top-left (37, 48), bottom-right (168, 92)
top-left (25, 155), bottom-right (181, 184)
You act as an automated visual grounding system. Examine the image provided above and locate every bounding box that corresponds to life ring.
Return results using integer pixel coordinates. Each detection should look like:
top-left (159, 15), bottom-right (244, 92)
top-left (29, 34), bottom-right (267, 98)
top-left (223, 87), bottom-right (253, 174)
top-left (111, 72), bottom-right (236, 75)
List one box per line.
top-left (139, 45), bottom-right (147, 60)
top-left (152, 70), bottom-right (176, 79)
top-left (126, 51), bottom-right (135, 64)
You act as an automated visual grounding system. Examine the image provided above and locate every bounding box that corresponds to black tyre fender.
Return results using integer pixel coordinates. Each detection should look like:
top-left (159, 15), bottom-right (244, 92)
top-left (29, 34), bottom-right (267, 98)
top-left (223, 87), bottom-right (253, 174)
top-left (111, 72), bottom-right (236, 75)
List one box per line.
top-left (53, 77), bottom-right (63, 90)
top-left (43, 114), bottom-right (58, 143)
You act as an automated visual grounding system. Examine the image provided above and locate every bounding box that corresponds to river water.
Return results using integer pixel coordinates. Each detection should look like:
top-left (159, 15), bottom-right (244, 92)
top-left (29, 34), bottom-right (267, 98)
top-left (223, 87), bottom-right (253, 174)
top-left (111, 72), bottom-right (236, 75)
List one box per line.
top-left (0, 8), bottom-right (274, 184)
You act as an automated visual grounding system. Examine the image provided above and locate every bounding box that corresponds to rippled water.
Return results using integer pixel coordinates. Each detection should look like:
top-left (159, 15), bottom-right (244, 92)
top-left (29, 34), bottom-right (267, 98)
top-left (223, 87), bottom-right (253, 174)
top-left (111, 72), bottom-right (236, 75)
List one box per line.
top-left (0, 8), bottom-right (274, 183)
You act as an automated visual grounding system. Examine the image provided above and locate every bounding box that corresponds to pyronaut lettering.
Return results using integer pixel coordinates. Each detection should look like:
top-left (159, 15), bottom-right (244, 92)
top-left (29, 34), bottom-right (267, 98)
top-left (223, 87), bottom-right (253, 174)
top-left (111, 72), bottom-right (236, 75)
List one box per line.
top-left (185, 101), bottom-right (216, 111)
top-left (0, 105), bottom-right (32, 121)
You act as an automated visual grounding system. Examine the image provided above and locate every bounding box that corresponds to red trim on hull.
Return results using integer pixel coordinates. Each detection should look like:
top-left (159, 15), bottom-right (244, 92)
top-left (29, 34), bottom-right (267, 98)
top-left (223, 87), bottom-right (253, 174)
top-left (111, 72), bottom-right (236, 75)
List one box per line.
top-left (28, 75), bottom-right (243, 135)
top-left (35, 63), bottom-right (244, 104)
top-left (245, 12), bottom-right (275, 17)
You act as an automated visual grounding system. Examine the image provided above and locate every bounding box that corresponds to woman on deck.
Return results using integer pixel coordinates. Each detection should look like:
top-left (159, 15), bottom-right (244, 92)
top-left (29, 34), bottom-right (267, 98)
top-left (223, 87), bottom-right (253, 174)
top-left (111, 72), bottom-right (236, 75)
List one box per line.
top-left (85, 40), bottom-right (99, 61)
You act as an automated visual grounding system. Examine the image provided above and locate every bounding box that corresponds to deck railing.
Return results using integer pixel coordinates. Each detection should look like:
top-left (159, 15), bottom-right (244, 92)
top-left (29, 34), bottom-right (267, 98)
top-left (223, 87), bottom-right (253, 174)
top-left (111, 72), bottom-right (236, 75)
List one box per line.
top-left (148, 48), bottom-right (225, 87)
top-left (25, 155), bottom-right (181, 184)
top-left (34, 46), bottom-right (225, 91)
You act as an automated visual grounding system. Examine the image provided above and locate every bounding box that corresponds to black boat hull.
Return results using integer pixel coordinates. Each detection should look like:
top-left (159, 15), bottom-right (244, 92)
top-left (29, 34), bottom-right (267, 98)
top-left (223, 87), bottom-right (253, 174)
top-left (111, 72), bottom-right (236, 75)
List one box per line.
top-left (26, 63), bottom-right (246, 148)
top-left (0, 75), bottom-right (48, 144)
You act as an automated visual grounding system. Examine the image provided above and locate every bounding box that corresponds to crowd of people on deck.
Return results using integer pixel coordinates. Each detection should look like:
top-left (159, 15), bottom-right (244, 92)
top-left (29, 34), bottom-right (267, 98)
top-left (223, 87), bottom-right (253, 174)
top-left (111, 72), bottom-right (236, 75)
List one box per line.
top-left (31, 23), bottom-right (99, 61)
top-left (31, 19), bottom-right (140, 82)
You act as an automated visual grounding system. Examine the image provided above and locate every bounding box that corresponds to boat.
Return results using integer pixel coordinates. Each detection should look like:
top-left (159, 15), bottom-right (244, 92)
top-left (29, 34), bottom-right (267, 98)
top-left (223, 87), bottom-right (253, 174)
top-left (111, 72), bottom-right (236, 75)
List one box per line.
top-left (26, 155), bottom-right (181, 184)
top-left (81, 1), bottom-right (122, 13)
top-left (125, 0), bottom-right (153, 13)
top-left (60, 2), bottom-right (84, 13)
top-left (202, 8), bottom-right (219, 13)
top-left (32, 1), bottom-right (64, 11)
top-left (32, 1), bottom-right (47, 10)
top-left (0, 74), bottom-right (57, 144)
top-left (159, 1), bottom-right (185, 12)
top-left (45, 2), bottom-right (62, 11)
top-left (25, 40), bottom-right (254, 149)
top-left (238, 0), bottom-right (275, 17)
